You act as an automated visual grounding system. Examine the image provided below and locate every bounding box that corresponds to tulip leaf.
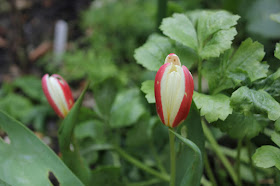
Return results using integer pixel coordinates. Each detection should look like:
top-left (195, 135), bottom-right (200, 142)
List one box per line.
top-left (230, 86), bottom-right (280, 121)
top-left (160, 11), bottom-right (239, 59)
top-left (214, 112), bottom-right (268, 139)
top-left (141, 80), bottom-right (155, 103)
top-left (160, 13), bottom-right (198, 51)
top-left (253, 145), bottom-right (280, 170)
top-left (193, 91), bottom-right (233, 123)
top-left (169, 128), bottom-right (202, 186)
top-left (203, 38), bottom-right (268, 94)
top-left (275, 43), bottom-right (280, 60)
top-left (134, 34), bottom-right (197, 71)
top-left (271, 13), bottom-right (280, 24)
top-left (109, 88), bottom-right (145, 128)
top-left (0, 111), bottom-right (84, 186)
top-left (58, 83), bottom-right (90, 185)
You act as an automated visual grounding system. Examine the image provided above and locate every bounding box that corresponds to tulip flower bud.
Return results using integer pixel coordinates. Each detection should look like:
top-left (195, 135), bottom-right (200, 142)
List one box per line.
top-left (154, 53), bottom-right (194, 128)
top-left (42, 74), bottom-right (74, 118)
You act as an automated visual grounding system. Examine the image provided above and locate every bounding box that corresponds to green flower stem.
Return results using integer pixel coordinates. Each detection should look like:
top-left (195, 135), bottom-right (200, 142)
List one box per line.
top-left (236, 139), bottom-right (242, 186)
top-left (169, 127), bottom-right (176, 186)
top-left (202, 121), bottom-right (238, 185)
top-left (203, 153), bottom-right (217, 186)
top-left (157, 0), bottom-right (167, 31)
top-left (114, 145), bottom-right (170, 182)
top-left (246, 139), bottom-right (259, 186)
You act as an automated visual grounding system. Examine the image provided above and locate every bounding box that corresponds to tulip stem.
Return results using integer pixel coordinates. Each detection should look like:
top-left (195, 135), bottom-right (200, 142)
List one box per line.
top-left (236, 139), bottom-right (242, 186)
top-left (169, 127), bottom-right (176, 186)
top-left (246, 139), bottom-right (259, 186)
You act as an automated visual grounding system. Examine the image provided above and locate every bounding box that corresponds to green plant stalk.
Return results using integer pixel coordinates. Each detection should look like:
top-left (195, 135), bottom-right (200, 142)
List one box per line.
top-left (236, 139), bottom-right (242, 186)
top-left (203, 153), bottom-right (217, 186)
top-left (202, 121), bottom-right (238, 185)
top-left (246, 139), bottom-right (259, 186)
top-left (197, 56), bottom-right (217, 185)
top-left (157, 0), bottom-right (168, 31)
top-left (169, 127), bottom-right (176, 186)
top-left (114, 146), bottom-right (170, 182)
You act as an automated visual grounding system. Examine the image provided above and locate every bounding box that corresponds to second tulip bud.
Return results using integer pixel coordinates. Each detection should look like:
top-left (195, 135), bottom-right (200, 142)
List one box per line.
top-left (154, 53), bottom-right (194, 128)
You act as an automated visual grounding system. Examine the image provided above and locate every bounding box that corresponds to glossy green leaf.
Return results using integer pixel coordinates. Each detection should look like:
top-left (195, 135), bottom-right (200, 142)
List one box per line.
top-left (134, 34), bottom-right (197, 71)
top-left (230, 86), bottom-right (280, 121)
top-left (275, 43), bottom-right (280, 60)
top-left (193, 91), bottom-right (233, 123)
top-left (110, 88), bottom-right (145, 128)
top-left (246, 0), bottom-right (280, 38)
top-left (169, 129), bottom-right (202, 186)
top-left (253, 145), bottom-right (280, 170)
top-left (58, 84), bottom-right (90, 184)
top-left (141, 80), bottom-right (155, 103)
top-left (0, 111), bottom-right (84, 186)
top-left (215, 112), bottom-right (268, 139)
top-left (203, 38), bottom-right (268, 94)
top-left (160, 13), bottom-right (198, 50)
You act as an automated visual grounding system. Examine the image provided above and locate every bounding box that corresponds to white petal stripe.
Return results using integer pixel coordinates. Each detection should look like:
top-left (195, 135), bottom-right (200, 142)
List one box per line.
top-left (160, 64), bottom-right (185, 127)
top-left (47, 76), bottom-right (69, 116)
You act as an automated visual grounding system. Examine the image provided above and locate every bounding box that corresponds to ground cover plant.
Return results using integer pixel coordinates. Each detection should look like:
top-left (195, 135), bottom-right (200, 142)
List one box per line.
top-left (1, 0), bottom-right (280, 185)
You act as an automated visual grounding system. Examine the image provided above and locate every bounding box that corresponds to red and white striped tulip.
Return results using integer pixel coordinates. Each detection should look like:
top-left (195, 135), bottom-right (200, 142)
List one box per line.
top-left (154, 53), bottom-right (194, 128)
top-left (42, 74), bottom-right (74, 118)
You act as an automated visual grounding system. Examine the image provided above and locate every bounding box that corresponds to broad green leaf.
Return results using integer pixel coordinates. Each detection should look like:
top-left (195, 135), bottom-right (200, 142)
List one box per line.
top-left (90, 166), bottom-right (122, 186)
top-left (253, 145), bottom-right (280, 170)
top-left (0, 111), bottom-right (84, 186)
top-left (214, 112), bottom-right (268, 139)
top-left (246, 0), bottom-right (280, 38)
top-left (275, 43), bottom-right (280, 60)
top-left (275, 119), bottom-right (280, 132)
top-left (253, 68), bottom-right (280, 98)
top-left (110, 88), bottom-right (145, 128)
top-left (193, 91), bottom-right (233, 123)
top-left (230, 86), bottom-right (280, 121)
top-left (75, 120), bottom-right (106, 143)
top-left (193, 10), bottom-right (239, 59)
top-left (13, 76), bottom-right (43, 101)
top-left (203, 38), bottom-right (268, 94)
top-left (169, 129), bottom-right (202, 186)
top-left (160, 13), bottom-right (198, 50)
top-left (134, 34), bottom-right (197, 71)
top-left (0, 94), bottom-right (32, 123)
top-left (160, 11), bottom-right (239, 59)
top-left (271, 132), bottom-right (280, 147)
top-left (271, 13), bottom-right (280, 24)
top-left (58, 84), bottom-right (90, 184)
top-left (141, 80), bottom-right (155, 103)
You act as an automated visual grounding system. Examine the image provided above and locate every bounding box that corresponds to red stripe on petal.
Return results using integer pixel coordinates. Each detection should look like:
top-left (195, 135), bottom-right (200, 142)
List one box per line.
top-left (155, 63), bottom-right (170, 126)
top-left (52, 74), bottom-right (74, 110)
top-left (172, 66), bottom-right (194, 127)
top-left (42, 74), bottom-right (65, 118)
